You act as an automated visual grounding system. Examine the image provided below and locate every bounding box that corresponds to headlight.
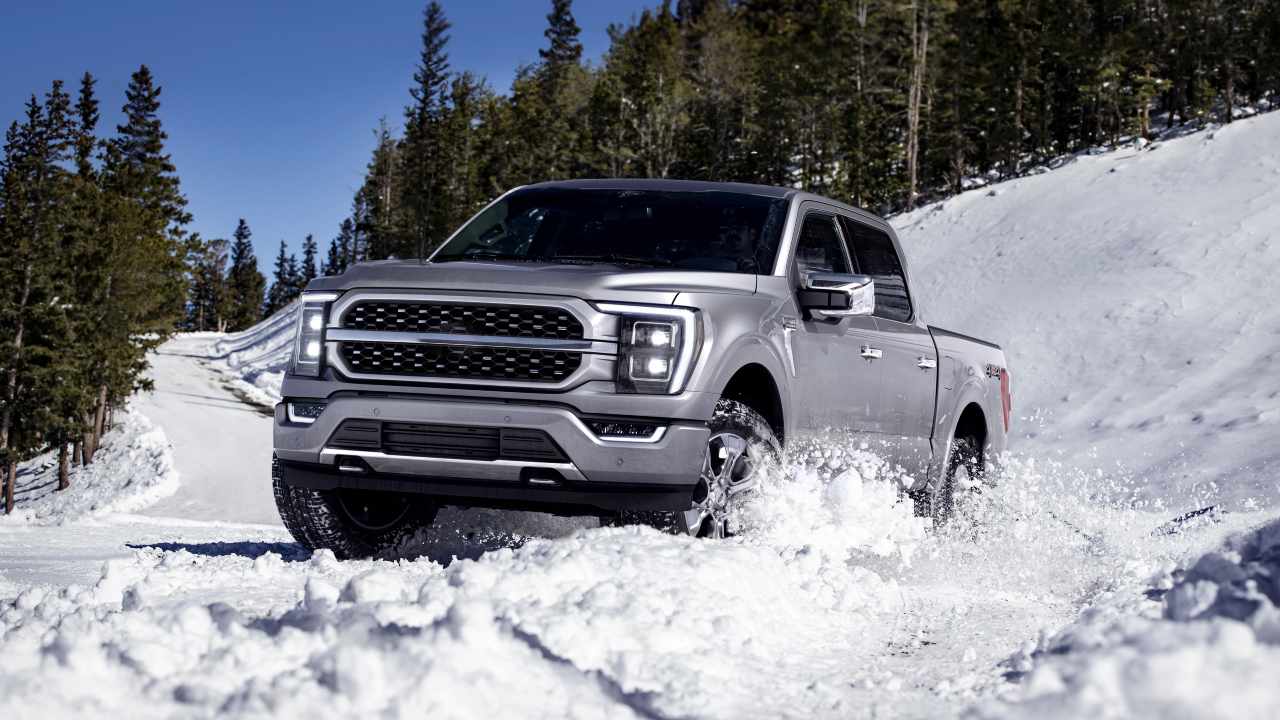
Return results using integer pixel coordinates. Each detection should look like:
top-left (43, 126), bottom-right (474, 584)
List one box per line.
top-left (597, 303), bottom-right (700, 394)
top-left (290, 292), bottom-right (340, 377)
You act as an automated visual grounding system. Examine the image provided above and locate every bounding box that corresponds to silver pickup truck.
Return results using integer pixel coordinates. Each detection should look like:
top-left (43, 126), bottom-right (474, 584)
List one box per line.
top-left (272, 179), bottom-right (1011, 558)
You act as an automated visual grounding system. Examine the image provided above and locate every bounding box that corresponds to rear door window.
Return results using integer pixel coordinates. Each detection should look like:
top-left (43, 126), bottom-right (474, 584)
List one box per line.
top-left (839, 217), bottom-right (913, 323)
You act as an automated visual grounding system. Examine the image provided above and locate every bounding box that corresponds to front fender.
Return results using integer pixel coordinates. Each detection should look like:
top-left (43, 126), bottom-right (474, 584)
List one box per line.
top-left (676, 291), bottom-right (792, 433)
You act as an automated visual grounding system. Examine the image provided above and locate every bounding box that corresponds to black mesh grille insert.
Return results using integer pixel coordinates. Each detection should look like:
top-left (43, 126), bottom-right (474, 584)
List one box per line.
top-left (339, 341), bottom-right (580, 382)
top-left (343, 301), bottom-right (584, 339)
top-left (328, 420), bottom-right (566, 462)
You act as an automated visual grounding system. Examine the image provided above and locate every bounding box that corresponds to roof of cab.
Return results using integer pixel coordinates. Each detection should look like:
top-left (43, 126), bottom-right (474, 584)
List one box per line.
top-left (521, 177), bottom-right (795, 199)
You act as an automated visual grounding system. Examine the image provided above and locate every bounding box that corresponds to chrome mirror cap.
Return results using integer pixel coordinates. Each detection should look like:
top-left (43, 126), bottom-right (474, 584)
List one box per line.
top-left (802, 272), bottom-right (876, 318)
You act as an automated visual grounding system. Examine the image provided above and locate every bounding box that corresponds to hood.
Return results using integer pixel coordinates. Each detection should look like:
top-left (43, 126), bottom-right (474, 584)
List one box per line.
top-left (306, 260), bottom-right (758, 305)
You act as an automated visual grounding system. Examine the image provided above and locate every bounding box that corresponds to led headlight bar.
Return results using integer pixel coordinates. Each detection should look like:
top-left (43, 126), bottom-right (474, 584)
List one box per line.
top-left (596, 303), bottom-right (700, 395)
top-left (290, 292), bottom-right (340, 377)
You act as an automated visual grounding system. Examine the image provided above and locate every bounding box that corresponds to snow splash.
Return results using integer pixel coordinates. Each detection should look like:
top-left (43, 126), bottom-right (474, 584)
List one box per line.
top-left (0, 442), bottom-right (1270, 719)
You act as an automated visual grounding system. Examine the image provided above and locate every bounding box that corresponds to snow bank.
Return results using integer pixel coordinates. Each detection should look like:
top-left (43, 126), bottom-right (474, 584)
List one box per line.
top-left (976, 517), bottom-right (1280, 719)
top-left (206, 302), bottom-right (299, 406)
top-left (895, 110), bottom-right (1280, 507)
top-left (1, 409), bottom-right (178, 525)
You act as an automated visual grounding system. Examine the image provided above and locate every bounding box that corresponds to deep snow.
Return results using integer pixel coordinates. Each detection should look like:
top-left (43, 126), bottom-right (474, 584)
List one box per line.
top-left (3, 112), bottom-right (1280, 718)
top-left (899, 118), bottom-right (1280, 508)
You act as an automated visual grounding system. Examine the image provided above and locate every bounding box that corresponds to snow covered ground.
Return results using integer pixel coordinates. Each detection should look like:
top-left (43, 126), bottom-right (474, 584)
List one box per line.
top-left (4, 112), bottom-right (1280, 718)
top-left (899, 116), bottom-right (1280, 508)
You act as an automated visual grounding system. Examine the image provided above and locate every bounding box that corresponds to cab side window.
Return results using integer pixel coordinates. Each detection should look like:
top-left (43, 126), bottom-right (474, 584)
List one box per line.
top-left (794, 214), bottom-right (849, 276)
top-left (839, 217), bottom-right (913, 323)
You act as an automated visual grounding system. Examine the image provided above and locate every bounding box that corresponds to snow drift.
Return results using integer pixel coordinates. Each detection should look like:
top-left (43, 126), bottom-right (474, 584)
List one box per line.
top-left (896, 115), bottom-right (1280, 507)
top-left (0, 409), bottom-right (178, 525)
top-left (207, 303), bottom-right (300, 406)
top-left (978, 517), bottom-right (1280, 719)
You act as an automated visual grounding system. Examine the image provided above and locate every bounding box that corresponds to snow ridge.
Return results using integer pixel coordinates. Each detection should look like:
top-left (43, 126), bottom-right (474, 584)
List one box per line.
top-left (0, 409), bottom-right (178, 526)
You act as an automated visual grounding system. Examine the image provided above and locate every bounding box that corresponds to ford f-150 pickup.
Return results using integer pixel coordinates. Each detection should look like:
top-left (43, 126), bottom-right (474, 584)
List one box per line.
top-left (271, 179), bottom-right (1011, 558)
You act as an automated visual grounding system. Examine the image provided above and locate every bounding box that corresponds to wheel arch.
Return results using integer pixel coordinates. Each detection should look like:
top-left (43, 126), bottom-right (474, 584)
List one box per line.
top-left (718, 362), bottom-right (786, 443)
top-left (953, 402), bottom-right (988, 462)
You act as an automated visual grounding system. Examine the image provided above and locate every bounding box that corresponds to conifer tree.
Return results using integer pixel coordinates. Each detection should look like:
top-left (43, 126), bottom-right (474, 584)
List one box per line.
top-left (300, 233), bottom-right (318, 286)
top-left (400, 1), bottom-right (452, 260)
top-left (327, 218), bottom-right (356, 275)
top-left (187, 234), bottom-right (230, 331)
top-left (264, 239), bottom-right (292, 316)
top-left (0, 83), bottom-right (79, 507)
top-left (225, 219), bottom-right (265, 330)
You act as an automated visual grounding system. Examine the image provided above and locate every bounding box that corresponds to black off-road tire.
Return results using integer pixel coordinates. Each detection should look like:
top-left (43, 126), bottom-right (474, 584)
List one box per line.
top-left (272, 457), bottom-right (438, 559)
top-left (614, 398), bottom-right (782, 537)
top-left (913, 436), bottom-right (982, 522)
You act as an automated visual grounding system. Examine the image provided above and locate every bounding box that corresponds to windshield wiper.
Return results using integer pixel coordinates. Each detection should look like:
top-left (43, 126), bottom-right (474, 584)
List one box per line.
top-left (553, 254), bottom-right (673, 267)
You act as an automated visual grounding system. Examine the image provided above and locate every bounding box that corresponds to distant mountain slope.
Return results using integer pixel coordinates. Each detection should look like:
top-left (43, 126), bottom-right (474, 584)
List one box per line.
top-left (895, 113), bottom-right (1280, 507)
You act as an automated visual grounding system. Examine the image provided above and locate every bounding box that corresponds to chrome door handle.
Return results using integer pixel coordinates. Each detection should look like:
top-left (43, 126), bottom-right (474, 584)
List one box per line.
top-left (860, 345), bottom-right (883, 360)
top-left (917, 356), bottom-right (937, 370)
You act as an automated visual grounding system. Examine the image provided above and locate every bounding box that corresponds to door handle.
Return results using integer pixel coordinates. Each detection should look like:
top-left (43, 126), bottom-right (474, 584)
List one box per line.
top-left (860, 345), bottom-right (883, 360)
top-left (917, 356), bottom-right (937, 370)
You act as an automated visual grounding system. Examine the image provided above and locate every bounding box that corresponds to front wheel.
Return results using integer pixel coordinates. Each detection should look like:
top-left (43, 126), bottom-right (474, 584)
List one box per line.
top-left (272, 458), bottom-right (438, 559)
top-left (619, 399), bottom-right (781, 538)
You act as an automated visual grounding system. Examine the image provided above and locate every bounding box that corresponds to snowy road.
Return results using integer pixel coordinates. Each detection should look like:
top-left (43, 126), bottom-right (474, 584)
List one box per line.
top-left (0, 337), bottom-right (290, 590)
top-left (138, 337), bottom-right (278, 524)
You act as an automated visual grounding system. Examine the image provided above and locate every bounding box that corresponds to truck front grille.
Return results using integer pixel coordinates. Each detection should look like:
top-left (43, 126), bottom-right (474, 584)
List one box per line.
top-left (339, 341), bottom-right (580, 382)
top-left (328, 420), bottom-right (567, 462)
top-left (343, 300), bottom-right (584, 340)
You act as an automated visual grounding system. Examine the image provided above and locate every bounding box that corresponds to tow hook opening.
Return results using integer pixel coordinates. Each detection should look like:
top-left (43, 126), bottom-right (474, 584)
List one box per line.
top-left (522, 468), bottom-right (566, 486)
top-left (336, 455), bottom-right (370, 474)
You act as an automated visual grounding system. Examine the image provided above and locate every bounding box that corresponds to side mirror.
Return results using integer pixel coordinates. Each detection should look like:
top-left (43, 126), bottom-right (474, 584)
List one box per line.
top-left (799, 272), bottom-right (875, 320)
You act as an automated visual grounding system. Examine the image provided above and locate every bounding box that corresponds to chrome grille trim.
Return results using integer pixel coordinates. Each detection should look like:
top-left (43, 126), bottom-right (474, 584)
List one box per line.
top-left (342, 299), bottom-right (584, 339)
top-left (330, 291), bottom-right (618, 342)
top-left (338, 341), bottom-right (581, 383)
top-left (327, 329), bottom-right (613, 354)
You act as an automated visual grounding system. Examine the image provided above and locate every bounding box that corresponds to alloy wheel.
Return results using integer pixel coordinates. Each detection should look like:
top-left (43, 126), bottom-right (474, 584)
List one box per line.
top-left (682, 431), bottom-right (759, 538)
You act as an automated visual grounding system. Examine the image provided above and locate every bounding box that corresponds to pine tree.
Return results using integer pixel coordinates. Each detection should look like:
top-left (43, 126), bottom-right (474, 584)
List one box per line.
top-left (0, 83), bottom-right (79, 508)
top-left (300, 233), bottom-right (318, 286)
top-left (225, 219), bottom-right (265, 330)
top-left (324, 217), bottom-right (356, 275)
top-left (264, 239), bottom-right (291, 316)
top-left (79, 65), bottom-right (192, 459)
top-left (399, 1), bottom-right (453, 260)
top-left (536, 0), bottom-right (589, 178)
top-left (186, 234), bottom-right (230, 331)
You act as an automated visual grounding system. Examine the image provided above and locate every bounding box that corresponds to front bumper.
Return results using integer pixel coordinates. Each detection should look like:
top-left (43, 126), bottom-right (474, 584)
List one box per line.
top-left (273, 394), bottom-right (710, 513)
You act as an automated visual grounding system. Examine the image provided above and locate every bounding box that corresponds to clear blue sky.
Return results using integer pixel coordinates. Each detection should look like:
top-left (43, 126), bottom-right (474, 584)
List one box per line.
top-left (2, 0), bottom-right (652, 275)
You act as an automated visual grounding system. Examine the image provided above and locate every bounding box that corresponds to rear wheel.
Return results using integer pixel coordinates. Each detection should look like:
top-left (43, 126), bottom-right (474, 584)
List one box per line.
top-left (914, 436), bottom-right (983, 522)
top-left (618, 399), bottom-right (781, 538)
top-left (272, 457), bottom-right (438, 559)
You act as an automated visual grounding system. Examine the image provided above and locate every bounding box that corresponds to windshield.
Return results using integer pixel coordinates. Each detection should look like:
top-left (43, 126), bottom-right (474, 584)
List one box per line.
top-left (431, 187), bottom-right (788, 274)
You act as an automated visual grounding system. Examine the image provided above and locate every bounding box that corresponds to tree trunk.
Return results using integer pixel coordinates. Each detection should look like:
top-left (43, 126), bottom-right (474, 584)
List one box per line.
top-left (0, 262), bottom-right (34, 463)
top-left (88, 383), bottom-right (108, 461)
top-left (58, 443), bottom-right (70, 491)
top-left (1224, 66), bottom-right (1235, 124)
top-left (1013, 54), bottom-right (1026, 175)
top-left (4, 462), bottom-right (14, 515)
top-left (905, 0), bottom-right (930, 210)
top-left (73, 439), bottom-right (82, 467)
